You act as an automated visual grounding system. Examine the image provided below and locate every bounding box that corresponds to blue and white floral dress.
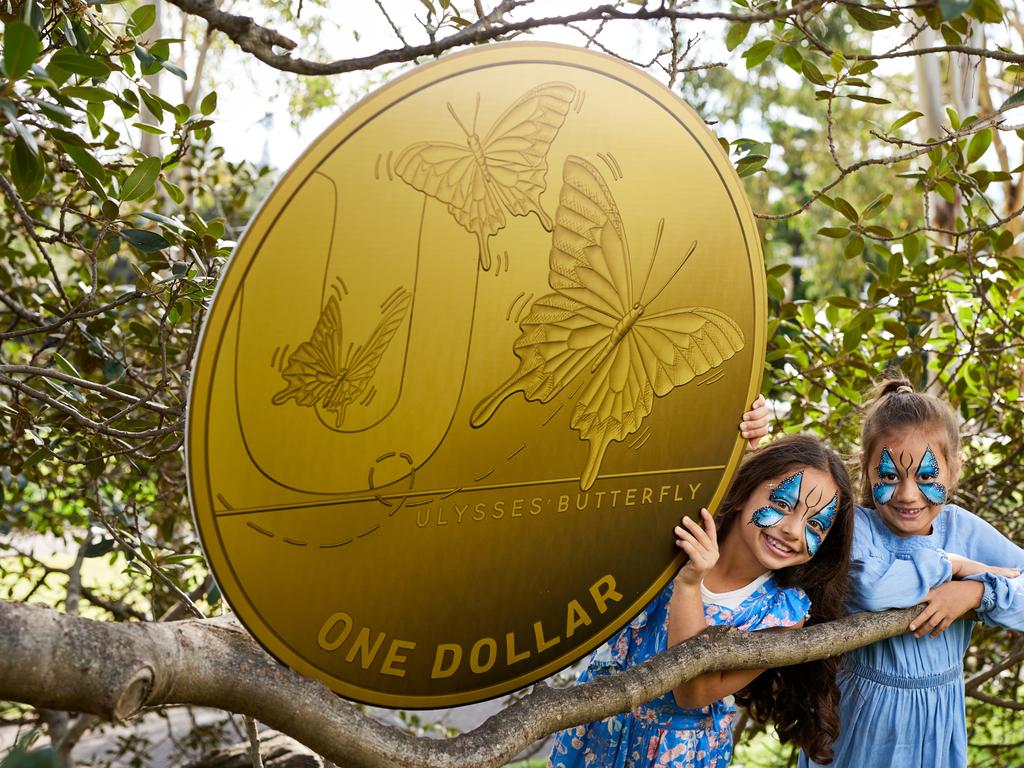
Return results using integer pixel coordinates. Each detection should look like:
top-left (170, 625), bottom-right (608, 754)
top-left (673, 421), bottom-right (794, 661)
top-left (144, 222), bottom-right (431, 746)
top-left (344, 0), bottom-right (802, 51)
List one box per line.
top-left (549, 575), bottom-right (810, 768)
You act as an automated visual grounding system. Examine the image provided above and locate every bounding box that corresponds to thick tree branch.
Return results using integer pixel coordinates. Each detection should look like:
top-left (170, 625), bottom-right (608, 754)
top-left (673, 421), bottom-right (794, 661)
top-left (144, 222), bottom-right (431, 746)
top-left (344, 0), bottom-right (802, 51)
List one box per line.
top-left (161, 0), bottom-right (823, 76)
top-left (0, 600), bottom-right (920, 768)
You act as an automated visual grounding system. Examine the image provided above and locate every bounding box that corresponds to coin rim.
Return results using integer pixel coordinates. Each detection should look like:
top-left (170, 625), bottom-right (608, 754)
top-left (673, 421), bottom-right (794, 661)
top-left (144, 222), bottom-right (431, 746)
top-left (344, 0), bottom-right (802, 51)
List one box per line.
top-left (186, 40), bottom-right (767, 708)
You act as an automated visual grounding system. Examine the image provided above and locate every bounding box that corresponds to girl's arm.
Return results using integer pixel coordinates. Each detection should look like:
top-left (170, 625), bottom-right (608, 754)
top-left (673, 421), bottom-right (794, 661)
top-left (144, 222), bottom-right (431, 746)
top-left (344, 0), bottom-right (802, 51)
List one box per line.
top-left (946, 554), bottom-right (1019, 579)
top-left (953, 507), bottom-right (1024, 629)
top-left (667, 509), bottom-right (773, 708)
top-left (847, 508), bottom-right (954, 611)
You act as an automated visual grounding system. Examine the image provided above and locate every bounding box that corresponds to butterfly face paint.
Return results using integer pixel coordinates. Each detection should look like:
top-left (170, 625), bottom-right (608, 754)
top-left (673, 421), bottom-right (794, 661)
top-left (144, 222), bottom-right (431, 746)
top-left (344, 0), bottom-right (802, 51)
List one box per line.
top-left (750, 471), bottom-right (802, 528)
top-left (871, 448), bottom-right (898, 506)
top-left (740, 466), bottom-right (842, 569)
top-left (915, 447), bottom-right (948, 505)
top-left (869, 433), bottom-right (954, 538)
top-left (805, 493), bottom-right (839, 558)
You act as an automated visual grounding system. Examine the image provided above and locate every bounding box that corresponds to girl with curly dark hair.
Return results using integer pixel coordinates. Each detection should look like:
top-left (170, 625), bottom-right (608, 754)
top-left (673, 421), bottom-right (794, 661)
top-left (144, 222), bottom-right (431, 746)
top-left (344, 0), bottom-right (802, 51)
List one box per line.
top-left (549, 434), bottom-right (855, 767)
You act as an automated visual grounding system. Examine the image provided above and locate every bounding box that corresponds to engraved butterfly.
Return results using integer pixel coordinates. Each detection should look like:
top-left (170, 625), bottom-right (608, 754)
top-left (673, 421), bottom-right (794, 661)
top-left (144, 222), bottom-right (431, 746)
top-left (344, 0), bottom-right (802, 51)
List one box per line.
top-left (272, 288), bottom-right (412, 429)
top-left (394, 82), bottom-right (576, 271)
top-left (471, 156), bottom-right (745, 491)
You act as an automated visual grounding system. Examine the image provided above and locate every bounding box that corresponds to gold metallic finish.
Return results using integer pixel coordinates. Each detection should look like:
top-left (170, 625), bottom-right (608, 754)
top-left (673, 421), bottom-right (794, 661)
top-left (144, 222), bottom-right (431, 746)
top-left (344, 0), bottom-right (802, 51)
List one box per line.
top-left (187, 42), bottom-right (766, 708)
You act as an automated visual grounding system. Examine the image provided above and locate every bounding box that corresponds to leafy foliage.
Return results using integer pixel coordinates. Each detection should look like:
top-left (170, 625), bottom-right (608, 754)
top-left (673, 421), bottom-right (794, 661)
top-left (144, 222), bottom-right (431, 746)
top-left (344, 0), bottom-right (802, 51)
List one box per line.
top-left (1, 0), bottom-right (1023, 765)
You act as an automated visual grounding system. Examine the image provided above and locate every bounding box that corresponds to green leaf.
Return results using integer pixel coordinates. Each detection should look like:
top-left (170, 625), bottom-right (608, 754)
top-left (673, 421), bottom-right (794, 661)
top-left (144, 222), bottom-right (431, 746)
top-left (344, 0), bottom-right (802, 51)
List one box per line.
top-left (743, 40), bottom-right (775, 69)
top-left (823, 195), bottom-right (859, 222)
top-left (847, 5), bottom-right (900, 30)
top-left (781, 45), bottom-right (802, 73)
top-left (63, 85), bottom-right (116, 102)
top-left (847, 94), bottom-right (891, 105)
top-left (966, 128), bottom-right (992, 163)
top-left (726, 22), bottom-right (750, 52)
top-left (158, 57), bottom-right (187, 80)
top-left (844, 236), bottom-right (865, 259)
top-left (33, 99), bottom-right (73, 125)
top-left (199, 90), bottom-right (217, 116)
top-left (9, 118), bottom-right (38, 155)
top-left (735, 154), bottom-right (767, 177)
top-left (827, 296), bottom-right (860, 309)
top-left (940, 0), bottom-right (973, 19)
top-left (53, 352), bottom-right (80, 377)
top-left (102, 358), bottom-right (125, 383)
top-left (11, 136), bottom-right (43, 199)
top-left (967, 0), bottom-right (1001, 22)
top-left (84, 538), bottom-right (116, 557)
top-left (128, 5), bottom-right (157, 35)
top-left (849, 60), bottom-right (878, 75)
top-left (887, 250), bottom-right (903, 278)
top-left (60, 142), bottom-right (105, 181)
top-left (50, 48), bottom-right (111, 78)
top-left (801, 60), bottom-right (828, 86)
top-left (161, 178), bottom-right (184, 204)
top-left (3, 21), bottom-right (42, 81)
top-left (139, 88), bottom-right (164, 122)
top-left (48, 127), bottom-right (87, 146)
top-left (122, 228), bottom-right (171, 252)
top-left (120, 156), bottom-right (161, 201)
top-left (940, 24), bottom-right (962, 46)
top-left (134, 44), bottom-right (156, 72)
top-left (818, 227), bottom-right (850, 238)
top-left (132, 122), bottom-right (164, 135)
top-left (999, 89), bottom-right (1024, 112)
top-left (863, 193), bottom-right (893, 219)
top-left (889, 110), bottom-right (924, 132)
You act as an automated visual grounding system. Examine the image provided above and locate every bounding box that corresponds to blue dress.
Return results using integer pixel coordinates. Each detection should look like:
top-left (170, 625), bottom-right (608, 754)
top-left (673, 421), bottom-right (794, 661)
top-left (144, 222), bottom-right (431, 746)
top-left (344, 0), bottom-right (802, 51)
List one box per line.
top-left (800, 505), bottom-right (1024, 768)
top-left (549, 576), bottom-right (810, 768)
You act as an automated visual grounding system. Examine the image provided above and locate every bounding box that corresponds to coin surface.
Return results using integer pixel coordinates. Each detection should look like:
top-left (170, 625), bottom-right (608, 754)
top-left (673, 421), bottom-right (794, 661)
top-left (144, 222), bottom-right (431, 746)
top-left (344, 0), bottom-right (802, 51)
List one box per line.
top-left (187, 42), bottom-right (766, 707)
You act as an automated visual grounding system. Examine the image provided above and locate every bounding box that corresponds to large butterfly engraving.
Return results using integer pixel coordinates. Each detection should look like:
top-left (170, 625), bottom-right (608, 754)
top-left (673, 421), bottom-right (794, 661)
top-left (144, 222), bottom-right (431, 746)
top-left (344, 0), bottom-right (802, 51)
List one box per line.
top-left (470, 156), bottom-right (745, 490)
top-left (272, 288), bottom-right (412, 429)
top-left (394, 82), bottom-right (576, 271)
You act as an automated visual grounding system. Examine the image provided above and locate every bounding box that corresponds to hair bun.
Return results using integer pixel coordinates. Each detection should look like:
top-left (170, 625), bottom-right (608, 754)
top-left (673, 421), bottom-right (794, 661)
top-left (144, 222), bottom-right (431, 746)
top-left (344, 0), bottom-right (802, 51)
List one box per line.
top-left (878, 378), bottom-right (915, 397)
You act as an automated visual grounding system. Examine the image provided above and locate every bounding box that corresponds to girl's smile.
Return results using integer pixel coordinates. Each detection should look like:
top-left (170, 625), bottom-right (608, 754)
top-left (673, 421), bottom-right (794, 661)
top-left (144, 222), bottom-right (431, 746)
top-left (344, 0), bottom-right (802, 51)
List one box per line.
top-left (760, 530), bottom-right (798, 558)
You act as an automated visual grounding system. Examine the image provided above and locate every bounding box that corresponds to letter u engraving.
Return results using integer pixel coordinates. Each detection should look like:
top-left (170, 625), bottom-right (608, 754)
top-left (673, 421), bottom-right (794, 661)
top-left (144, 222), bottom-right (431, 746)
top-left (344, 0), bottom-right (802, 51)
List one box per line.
top-left (233, 166), bottom-right (479, 494)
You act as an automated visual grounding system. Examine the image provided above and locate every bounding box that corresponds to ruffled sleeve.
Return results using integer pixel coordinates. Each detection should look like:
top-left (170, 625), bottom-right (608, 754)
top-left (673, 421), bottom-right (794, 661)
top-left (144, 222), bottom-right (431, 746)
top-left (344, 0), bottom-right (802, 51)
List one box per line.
top-left (735, 582), bottom-right (810, 631)
top-left (584, 580), bottom-right (673, 675)
top-left (947, 505), bottom-right (1024, 630)
top-left (962, 572), bottom-right (1024, 630)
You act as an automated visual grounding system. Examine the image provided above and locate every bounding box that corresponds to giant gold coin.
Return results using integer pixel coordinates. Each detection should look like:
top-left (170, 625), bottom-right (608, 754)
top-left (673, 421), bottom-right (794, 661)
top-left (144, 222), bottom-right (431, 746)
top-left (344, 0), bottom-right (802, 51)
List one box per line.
top-left (187, 42), bottom-right (766, 707)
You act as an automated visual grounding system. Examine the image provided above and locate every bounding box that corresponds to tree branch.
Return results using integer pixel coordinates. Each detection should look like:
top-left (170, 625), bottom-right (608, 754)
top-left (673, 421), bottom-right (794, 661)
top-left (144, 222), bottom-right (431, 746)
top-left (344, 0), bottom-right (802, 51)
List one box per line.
top-left (0, 600), bottom-right (920, 768)
top-left (161, 0), bottom-right (823, 76)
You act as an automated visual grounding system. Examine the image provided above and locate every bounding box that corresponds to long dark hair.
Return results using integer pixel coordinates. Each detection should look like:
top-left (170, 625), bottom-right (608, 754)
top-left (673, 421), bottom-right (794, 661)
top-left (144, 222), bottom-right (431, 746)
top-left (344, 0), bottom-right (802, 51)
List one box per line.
top-left (717, 435), bottom-right (855, 765)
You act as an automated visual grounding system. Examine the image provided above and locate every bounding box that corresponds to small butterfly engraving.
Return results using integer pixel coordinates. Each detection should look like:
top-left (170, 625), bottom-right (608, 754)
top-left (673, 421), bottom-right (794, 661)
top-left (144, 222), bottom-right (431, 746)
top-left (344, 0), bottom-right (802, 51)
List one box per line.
top-left (272, 288), bottom-right (412, 428)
